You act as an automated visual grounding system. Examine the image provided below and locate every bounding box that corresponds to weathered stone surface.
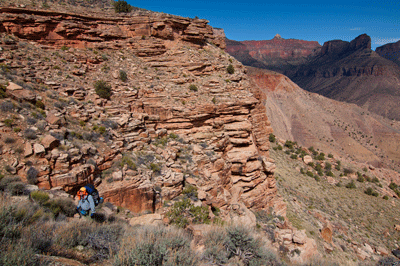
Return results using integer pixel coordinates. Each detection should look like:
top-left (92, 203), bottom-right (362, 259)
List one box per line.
top-left (24, 142), bottom-right (33, 157)
top-left (33, 143), bottom-right (45, 155)
top-left (41, 135), bottom-right (60, 150)
top-left (321, 223), bottom-right (333, 243)
top-left (303, 155), bottom-right (313, 164)
top-left (129, 213), bottom-right (163, 226)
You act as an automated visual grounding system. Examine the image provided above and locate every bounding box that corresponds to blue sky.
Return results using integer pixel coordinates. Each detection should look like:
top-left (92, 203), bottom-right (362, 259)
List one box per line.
top-left (128, 0), bottom-right (399, 50)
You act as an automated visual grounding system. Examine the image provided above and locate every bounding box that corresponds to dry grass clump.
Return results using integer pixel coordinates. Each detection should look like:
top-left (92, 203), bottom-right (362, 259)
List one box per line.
top-left (114, 225), bottom-right (197, 265)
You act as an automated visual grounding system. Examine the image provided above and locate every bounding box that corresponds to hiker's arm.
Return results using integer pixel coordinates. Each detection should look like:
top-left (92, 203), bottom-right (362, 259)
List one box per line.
top-left (88, 195), bottom-right (96, 214)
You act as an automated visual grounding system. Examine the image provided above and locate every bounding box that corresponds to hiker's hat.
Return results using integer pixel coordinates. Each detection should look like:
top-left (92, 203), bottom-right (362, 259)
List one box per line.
top-left (80, 187), bottom-right (86, 192)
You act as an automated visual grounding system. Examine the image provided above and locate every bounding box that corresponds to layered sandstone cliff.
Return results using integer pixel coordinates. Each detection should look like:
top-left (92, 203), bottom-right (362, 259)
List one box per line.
top-left (226, 35), bottom-right (321, 72)
top-left (0, 6), bottom-right (281, 217)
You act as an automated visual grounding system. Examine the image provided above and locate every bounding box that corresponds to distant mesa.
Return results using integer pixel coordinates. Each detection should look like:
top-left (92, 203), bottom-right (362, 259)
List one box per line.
top-left (287, 33), bottom-right (400, 121)
top-left (225, 35), bottom-right (321, 73)
top-left (376, 39), bottom-right (400, 66)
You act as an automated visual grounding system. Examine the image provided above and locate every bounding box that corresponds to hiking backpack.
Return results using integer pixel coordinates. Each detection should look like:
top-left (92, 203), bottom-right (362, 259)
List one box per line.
top-left (84, 184), bottom-right (103, 206)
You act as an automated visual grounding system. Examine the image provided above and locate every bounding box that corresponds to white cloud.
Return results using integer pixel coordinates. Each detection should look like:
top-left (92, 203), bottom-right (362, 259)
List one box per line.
top-left (373, 37), bottom-right (400, 45)
top-left (349, 27), bottom-right (361, 31)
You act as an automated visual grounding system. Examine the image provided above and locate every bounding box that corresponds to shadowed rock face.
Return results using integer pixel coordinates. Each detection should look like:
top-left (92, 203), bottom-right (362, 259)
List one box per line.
top-left (225, 36), bottom-right (321, 72)
top-left (287, 34), bottom-right (400, 121)
top-left (376, 40), bottom-right (400, 67)
top-left (0, 6), bottom-right (282, 215)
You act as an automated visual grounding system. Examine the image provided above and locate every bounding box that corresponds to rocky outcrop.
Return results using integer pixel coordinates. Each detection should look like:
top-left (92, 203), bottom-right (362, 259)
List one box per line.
top-left (0, 6), bottom-right (280, 215)
top-left (0, 7), bottom-right (225, 55)
top-left (376, 39), bottom-right (400, 66)
top-left (225, 36), bottom-right (321, 72)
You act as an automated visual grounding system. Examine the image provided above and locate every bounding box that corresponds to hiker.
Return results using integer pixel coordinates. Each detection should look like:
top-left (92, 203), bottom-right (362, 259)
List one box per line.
top-left (76, 186), bottom-right (96, 218)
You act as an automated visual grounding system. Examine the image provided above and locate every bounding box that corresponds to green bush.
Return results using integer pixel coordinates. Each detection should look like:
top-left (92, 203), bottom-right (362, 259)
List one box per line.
top-left (35, 100), bottom-right (45, 110)
top-left (119, 70), bottom-right (127, 82)
top-left (189, 84), bottom-right (198, 92)
top-left (3, 118), bottom-right (13, 127)
top-left (269, 133), bottom-right (276, 142)
top-left (166, 198), bottom-right (209, 228)
top-left (227, 64), bottom-right (235, 74)
top-left (357, 175), bottom-right (364, 183)
top-left (113, 0), bottom-right (133, 13)
top-left (364, 187), bottom-right (378, 197)
top-left (30, 190), bottom-right (50, 204)
top-left (315, 152), bottom-right (325, 161)
top-left (290, 154), bottom-right (297, 160)
top-left (0, 84), bottom-right (7, 98)
top-left (345, 180), bottom-right (356, 189)
top-left (306, 171), bottom-right (314, 177)
top-left (43, 198), bottom-right (76, 217)
top-left (94, 80), bottom-right (112, 99)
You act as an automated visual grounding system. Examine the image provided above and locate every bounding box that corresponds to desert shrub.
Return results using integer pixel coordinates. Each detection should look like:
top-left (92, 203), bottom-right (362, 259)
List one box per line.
top-left (343, 168), bottom-right (353, 176)
top-left (189, 84), bottom-right (198, 92)
top-left (54, 220), bottom-right (94, 248)
top-left (86, 223), bottom-right (124, 261)
top-left (328, 153), bottom-right (334, 158)
top-left (4, 137), bottom-right (15, 144)
top-left (325, 162), bottom-right (332, 171)
top-left (227, 64), bottom-right (235, 74)
top-left (121, 155), bottom-right (137, 170)
top-left (26, 116), bottom-right (37, 125)
top-left (335, 161), bottom-right (341, 170)
top-left (119, 70), bottom-right (127, 82)
top-left (24, 128), bottom-right (37, 139)
top-left (0, 240), bottom-right (40, 266)
top-left (94, 80), bottom-right (112, 99)
top-left (114, 225), bottom-right (197, 266)
top-left (284, 140), bottom-right (295, 149)
top-left (383, 195), bottom-right (389, 200)
top-left (326, 171), bottom-right (334, 177)
top-left (203, 226), bottom-right (284, 266)
top-left (43, 197), bottom-right (76, 217)
top-left (182, 185), bottom-right (198, 200)
top-left (371, 177), bottom-right (380, 183)
top-left (357, 175), bottom-right (365, 183)
top-left (364, 187), bottom-right (378, 197)
top-left (3, 118), bottom-right (13, 127)
top-left (345, 180), bottom-right (356, 189)
top-left (314, 163), bottom-right (322, 172)
top-left (113, 0), bottom-right (133, 13)
top-left (26, 167), bottom-right (39, 184)
top-left (0, 84), bottom-right (7, 98)
top-left (0, 101), bottom-right (14, 112)
top-left (306, 171), bottom-right (314, 177)
top-left (290, 154), bottom-right (297, 160)
top-left (30, 190), bottom-right (50, 204)
top-left (35, 100), bottom-right (45, 109)
top-left (314, 175), bottom-right (321, 181)
top-left (13, 127), bottom-right (21, 133)
top-left (166, 198), bottom-right (209, 228)
top-left (101, 119), bottom-right (119, 129)
top-left (315, 152), bottom-right (325, 160)
top-left (269, 133), bottom-right (276, 142)
top-left (149, 162), bottom-right (161, 174)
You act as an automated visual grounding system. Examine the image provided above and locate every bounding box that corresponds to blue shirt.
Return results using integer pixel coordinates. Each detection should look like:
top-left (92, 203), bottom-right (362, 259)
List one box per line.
top-left (77, 194), bottom-right (96, 214)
